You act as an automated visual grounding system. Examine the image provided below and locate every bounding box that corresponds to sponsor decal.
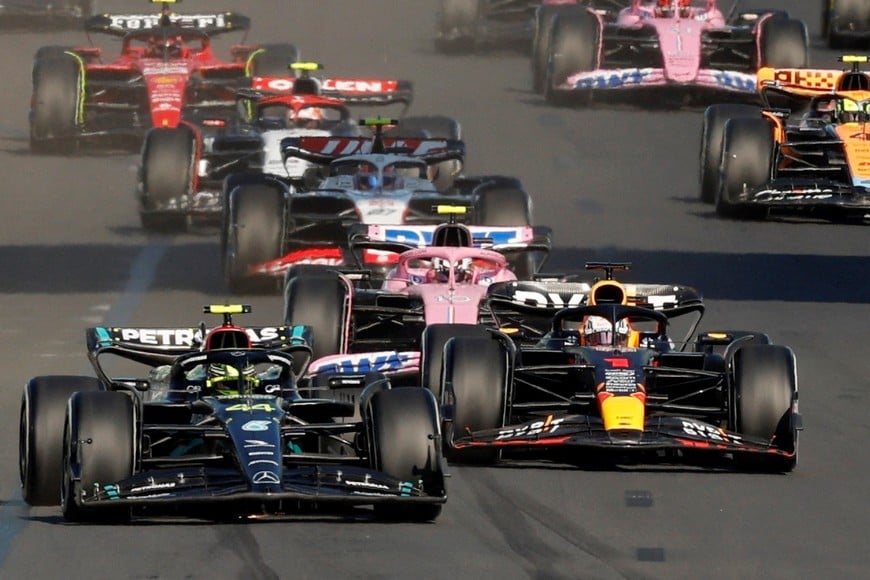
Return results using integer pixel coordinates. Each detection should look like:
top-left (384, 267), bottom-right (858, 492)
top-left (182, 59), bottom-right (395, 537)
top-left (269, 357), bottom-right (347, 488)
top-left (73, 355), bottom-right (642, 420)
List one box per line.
top-left (604, 357), bottom-right (630, 369)
top-left (226, 403), bottom-right (274, 412)
top-left (602, 368), bottom-right (639, 394)
top-left (374, 226), bottom-right (527, 247)
top-left (244, 440), bottom-right (275, 448)
top-left (108, 13), bottom-right (230, 31)
top-left (252, 471), bottom-right (280, 484)
top-left (344, 475), bottom-right (390, 491)
top-left (241, 420), bottom-right (271, 432)
top-left (495, 416), bottom-right (565, 440)
top-left (511, 290), bottom-right (586, 308)
top-left (311, 352), bottom-right (416, 375)
top-left (116, 327), bottom-right (282, 347)
top-left (131, 482), bottom-right (177, 493)
top-left (681, 420), bottom-right (742, 444)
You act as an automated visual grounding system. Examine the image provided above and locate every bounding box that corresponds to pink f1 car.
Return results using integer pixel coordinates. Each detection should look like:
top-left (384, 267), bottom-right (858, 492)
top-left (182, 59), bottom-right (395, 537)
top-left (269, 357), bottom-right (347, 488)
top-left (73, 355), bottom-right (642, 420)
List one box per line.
top-left (283, 218), bottom-right (548, 396)
top-left (538, 0), bottom-right (809, 106)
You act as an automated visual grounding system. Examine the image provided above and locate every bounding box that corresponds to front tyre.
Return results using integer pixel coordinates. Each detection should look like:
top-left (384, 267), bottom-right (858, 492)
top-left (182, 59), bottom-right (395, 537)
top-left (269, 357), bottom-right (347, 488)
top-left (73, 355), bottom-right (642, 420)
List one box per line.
top-left (139, 126), bottom-right (196, 232)
top-left (366, 388), bottom-right (444, 522)
top-left (717, 117), bottom-right (773, 219)
top-left (730, 345), bottom-right (798, 472)
top-left (61, 391), bottom-right (135, 522)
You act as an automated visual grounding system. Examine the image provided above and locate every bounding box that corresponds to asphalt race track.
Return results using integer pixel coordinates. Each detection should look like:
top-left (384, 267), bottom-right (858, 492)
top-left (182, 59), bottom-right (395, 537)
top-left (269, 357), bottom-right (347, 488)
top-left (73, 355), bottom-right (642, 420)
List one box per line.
top-left (0, 1), bottom-right (867, 578)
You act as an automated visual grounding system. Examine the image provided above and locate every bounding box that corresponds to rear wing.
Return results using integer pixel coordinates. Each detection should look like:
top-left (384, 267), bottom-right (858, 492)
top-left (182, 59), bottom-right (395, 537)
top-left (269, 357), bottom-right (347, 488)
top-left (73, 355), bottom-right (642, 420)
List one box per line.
top-left (486, 280), bottom-right (704, 347)
top-left (758, 67), bottom-right (842, 96)
top-left (487, 280), bottom-right (702, 313)
top-left (84, 11), bottom-right (250, 36)
top-left (355, 224), bottom-right (540, 249)
top-left (249, 77), bottom-right (413, 107)
top-left (281, 135), bottom-right (465, 165)
top-left (87, 325), bottom-right (310, 359)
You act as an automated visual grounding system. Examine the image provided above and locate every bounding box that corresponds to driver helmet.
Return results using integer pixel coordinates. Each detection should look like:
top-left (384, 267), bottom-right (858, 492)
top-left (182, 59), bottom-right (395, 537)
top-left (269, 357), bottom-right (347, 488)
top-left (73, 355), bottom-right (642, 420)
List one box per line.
top-left (655, 0), bottom-right (691, 17)
top-left (455, 257), bottom-right (474, 283)
top-left (582, 316), bottom-right (631, 347)
top-left (294, 106), bottom-right (324, 129)
top-left (150, 36), bottom-right (183, 59)
top-left (355, 165), bottom-right (379, 191)
top-left (428, 257), bottom-right (451, 283)
top-left (206, 363), bottom-right (258, 396)
top-left (836, 98), bottom-right (865, 123)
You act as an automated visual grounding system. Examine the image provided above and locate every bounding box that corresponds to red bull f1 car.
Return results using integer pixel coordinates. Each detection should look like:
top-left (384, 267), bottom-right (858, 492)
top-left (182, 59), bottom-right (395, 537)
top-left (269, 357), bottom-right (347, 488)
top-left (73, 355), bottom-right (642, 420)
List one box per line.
top-left (540, 0), bottom-right (808, 106)
top-left (19, 305), bottom-right (446, 522)
top-left (700, 56), bottom-right (870, 221)
top-left (429, 263), bottom-right (801, 471)
top-left (29, 2), bottom-right (297, 153)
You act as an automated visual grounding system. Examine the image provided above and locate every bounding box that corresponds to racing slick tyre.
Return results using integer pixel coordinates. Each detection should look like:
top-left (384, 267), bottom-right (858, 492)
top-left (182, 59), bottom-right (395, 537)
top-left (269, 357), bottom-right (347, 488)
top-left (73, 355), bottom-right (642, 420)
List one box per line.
top-left (730, 345), bottom-right (798, 473)
top-left (699, 104), bottom-right (762, 204)
top-left (247, 43), bottom-right (301, 78)
top-left (443, 336), bottom-right (508, 464)
top-left (283, 268), bottom-right (347, 360)
top-left (61, 391), bottom-right (135, 522)
top-left (139, 126), bottom-right (196, 232)
top-left (29, 53), bottom-right (82, 154)
top-left (717, 117), bottom-right (773, 220)
top-left (19, 376), bottom-right (102, 506)
top-left (225, 184), bottom-right (285, 294)
top-left (365, 387), bottom-right (444, 522)
top-left (825, 0), bottom-right (870, 49)
top-left (421, 324), bottom-right (491, 403)
top-left (436, 0), bottom-right (481, 53)
top-left (532, 5), bottom-right (575, 93)
top-left (393, 115), bottom-right (461, 141)
top-left (475, 185), bottom-right (536, 278)
top-left (759, 17), bottom-right (808, 69)
top-left (544, 10), bottom-right (599, 106)
top-left (391, 115), bottom-right (463, 191)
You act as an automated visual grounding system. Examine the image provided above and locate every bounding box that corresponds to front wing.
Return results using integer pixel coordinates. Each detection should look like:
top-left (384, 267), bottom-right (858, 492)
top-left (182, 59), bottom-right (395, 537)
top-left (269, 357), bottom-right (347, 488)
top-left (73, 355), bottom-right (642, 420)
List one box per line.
top-left (81, 465), bottom-right (443, 509)
top-left (452, 414), bottom-right (793, 459)
top-left (560, 68), bottom-right (757, 94)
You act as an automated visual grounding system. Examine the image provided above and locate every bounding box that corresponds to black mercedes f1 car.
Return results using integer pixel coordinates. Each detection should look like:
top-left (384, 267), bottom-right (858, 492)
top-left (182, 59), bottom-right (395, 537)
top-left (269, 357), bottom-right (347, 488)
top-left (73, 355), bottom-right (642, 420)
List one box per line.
top-left (19, 305), bottom-right (446, 522)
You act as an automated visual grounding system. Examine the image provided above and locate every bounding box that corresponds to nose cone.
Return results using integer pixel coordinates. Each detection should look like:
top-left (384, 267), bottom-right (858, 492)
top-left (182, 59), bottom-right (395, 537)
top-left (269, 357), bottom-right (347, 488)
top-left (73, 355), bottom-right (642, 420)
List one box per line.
top-left (599, 393), bottom-right (645, 432)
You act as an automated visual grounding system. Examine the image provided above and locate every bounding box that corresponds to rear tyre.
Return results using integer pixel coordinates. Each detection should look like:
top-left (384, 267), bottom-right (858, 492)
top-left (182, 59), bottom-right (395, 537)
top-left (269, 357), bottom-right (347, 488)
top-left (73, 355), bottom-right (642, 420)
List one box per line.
top-left (366, 388), bottom-right (444, 522)
top-left (544, 10), bottom-right (599, 106)
top-left (392, 115), bottom-right (462, 190)
top-left (436, 0), bottom-right (480, 53)
top-left (443, 336), bottom-right (508, 464)
top-left (20, 376), bottom-right (102, 506)
top-left (421, 324), bottom-right (491, 402)
top-left (247, 43), bottom-right (300, 77)
top-left (825, 0), bottom-right (870, 49)
top-left (61, 391), bottom-right (135, 522)
top-left (699, 105), bottom-right (762, 204)
top-left (532, 5), bottom-right (574, 93)
top-left (759, 17), bottom-right (808, 68)
top-left (730, 345), bottom-right (798, 472)
top-left (717, 117), bottom-right (773, 219)
top-left (30, 54), bottom-right (82, 154)
top-left (224, 184), bottom-right (285, 294)
top-left (475, 186), bottom-right (535, 278)
top-left (283, 268), bottom-right (347, 360)
top-left (139, 126), bottom-right (196, 232)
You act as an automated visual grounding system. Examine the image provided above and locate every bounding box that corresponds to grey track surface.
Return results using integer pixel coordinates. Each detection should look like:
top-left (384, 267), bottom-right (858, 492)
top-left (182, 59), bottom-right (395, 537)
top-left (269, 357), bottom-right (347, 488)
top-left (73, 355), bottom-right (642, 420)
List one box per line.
top-left (0, 1), bottom-right (867, 578)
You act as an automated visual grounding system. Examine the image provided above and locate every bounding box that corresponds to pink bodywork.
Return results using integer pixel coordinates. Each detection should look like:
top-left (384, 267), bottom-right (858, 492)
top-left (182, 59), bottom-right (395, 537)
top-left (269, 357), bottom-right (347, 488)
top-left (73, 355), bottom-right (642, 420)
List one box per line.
top-left (564, 0), bottom-right (759, 92)
top-left (382, 246), bottom-right (517, 324)
top-left (617, 1), bottom-right (725, 83)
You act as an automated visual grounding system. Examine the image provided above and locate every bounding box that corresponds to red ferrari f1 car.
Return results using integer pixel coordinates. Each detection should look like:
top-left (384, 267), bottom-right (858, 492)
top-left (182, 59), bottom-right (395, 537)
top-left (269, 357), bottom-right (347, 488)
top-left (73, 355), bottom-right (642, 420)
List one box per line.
top-left (29, 1), bottom-right (297, 153)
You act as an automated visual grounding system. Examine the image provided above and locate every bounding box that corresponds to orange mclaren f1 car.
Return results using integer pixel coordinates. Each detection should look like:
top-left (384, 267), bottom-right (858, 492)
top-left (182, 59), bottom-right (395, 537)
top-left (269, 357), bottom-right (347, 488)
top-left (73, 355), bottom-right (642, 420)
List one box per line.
top-left (700, 55), bottom-right (870, 221)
